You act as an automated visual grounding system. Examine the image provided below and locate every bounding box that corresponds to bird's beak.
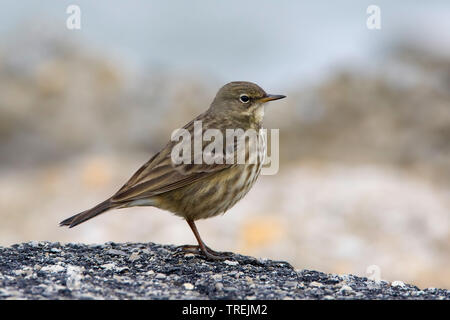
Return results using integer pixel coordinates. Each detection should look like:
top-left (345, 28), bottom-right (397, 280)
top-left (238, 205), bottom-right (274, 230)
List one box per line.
top-left (259, 94), bottom-right (286, 103)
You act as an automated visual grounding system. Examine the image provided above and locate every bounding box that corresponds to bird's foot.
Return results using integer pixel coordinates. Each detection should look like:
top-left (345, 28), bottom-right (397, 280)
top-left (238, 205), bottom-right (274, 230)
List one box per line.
top-left (176, 244), bottom-right (233, 261)
top-left (176, 244), bottom-right (201, 255)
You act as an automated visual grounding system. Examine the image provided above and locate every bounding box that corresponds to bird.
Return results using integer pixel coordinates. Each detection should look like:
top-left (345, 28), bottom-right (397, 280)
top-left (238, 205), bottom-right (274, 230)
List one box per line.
top-left (60, 81), bottom-right (286, 260)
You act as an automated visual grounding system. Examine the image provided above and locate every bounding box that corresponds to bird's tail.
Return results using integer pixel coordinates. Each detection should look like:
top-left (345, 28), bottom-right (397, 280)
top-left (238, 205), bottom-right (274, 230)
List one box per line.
top-left (59, 199), bottom-right (116, 228)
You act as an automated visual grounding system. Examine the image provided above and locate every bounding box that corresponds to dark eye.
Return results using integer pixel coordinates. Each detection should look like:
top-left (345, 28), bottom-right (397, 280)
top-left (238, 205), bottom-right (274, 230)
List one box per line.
top-left (239, 94), bottom-right (250, 103)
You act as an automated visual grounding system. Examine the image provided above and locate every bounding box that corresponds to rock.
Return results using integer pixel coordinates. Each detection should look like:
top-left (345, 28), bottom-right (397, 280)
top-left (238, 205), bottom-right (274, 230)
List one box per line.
top-left (100, 263), bottom-right (115, 270)
top-left (224, 260), bottom-right (239, 266)
top-left (310, 281), bottom-right (323, 287)
top-left (284, 281), bottom-right (297, 288)
top-left (183, 283), bottom-right (194, 290)
top-left (40, 265), bottom-right (65, 273)
top-left (0, 241), bottom-right (448, 300)
top-left (66, 265), bottom-right (83, 291)
top-left (392, 281), bottom-right (406, 287)
top-left (128, 252), bottom-right (140, 262)
top-left (340, 285), bottom-right (354, 292)
top-left (211, 274), bottom-right (222, 281)
top-left (106, 249), bottom-right (127, 256)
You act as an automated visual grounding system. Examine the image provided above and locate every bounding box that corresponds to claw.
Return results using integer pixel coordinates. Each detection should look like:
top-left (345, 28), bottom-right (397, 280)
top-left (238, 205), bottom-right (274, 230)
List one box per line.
top-left (176, 244), bottom-right (232, 261)
top-left (177, 244), bottom-right (201, 254)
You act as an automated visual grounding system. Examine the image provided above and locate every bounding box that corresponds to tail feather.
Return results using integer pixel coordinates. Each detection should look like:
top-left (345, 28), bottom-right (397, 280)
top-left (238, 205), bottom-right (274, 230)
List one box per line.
top-left (60, 199), bottom-right (115, 228)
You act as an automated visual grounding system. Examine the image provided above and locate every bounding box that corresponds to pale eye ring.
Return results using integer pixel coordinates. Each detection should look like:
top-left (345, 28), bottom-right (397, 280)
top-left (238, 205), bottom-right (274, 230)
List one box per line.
top-left (239, 94), bottom-right (250, 103)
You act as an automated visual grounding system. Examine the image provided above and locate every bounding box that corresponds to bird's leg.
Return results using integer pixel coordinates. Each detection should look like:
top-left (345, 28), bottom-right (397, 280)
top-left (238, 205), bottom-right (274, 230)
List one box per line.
top-left (185, 219), bottom-right (230, 260)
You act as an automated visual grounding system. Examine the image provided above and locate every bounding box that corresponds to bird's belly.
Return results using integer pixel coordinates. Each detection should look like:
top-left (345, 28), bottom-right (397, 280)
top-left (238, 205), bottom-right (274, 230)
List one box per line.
top-left (154, 164), bottom-right (262, 220)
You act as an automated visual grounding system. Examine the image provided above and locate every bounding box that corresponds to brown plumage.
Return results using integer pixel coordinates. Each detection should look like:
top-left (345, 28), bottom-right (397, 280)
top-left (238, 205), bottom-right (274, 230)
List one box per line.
top-left (60, 81), bottom-right (285, 260)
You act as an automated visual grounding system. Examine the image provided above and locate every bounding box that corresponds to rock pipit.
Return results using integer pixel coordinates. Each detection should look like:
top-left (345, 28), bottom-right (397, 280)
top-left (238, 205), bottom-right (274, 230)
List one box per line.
top-left (60, 81), bottom-right (286, 260)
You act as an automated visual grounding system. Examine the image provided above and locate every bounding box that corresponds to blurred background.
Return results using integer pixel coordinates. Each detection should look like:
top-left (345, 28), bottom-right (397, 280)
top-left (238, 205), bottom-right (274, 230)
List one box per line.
top-left (1, 1), bottom-right (449, 289)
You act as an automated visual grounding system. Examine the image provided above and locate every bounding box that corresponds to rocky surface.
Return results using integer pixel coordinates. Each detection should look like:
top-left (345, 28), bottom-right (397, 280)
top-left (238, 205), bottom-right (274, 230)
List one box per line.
top-left (0, 241), bottom-right (448, 300)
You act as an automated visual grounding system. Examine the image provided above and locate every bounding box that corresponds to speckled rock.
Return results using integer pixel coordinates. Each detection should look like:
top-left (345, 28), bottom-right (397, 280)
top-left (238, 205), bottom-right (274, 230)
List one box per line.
top-left (0, 242), bottom-right (448, 300)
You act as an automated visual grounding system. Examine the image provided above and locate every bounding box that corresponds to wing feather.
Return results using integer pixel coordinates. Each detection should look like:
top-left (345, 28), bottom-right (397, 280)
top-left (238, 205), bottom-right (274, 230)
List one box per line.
top-left (111, 113), bottom-right (235, 203)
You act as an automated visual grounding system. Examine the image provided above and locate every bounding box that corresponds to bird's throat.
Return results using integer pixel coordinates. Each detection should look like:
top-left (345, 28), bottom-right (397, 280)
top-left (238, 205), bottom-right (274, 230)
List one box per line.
top-left (254, 105), bottom-right (265, 124)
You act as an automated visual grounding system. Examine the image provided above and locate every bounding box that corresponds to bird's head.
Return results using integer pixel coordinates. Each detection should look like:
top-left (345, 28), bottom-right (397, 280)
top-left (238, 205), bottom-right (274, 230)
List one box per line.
top-left (209, 81), bottom-right (286, 126)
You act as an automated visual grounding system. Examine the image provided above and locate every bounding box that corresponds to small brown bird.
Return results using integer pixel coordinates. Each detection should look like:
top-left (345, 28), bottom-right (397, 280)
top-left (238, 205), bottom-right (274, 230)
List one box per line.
top-left (60, 81), bottom-right (285, 260)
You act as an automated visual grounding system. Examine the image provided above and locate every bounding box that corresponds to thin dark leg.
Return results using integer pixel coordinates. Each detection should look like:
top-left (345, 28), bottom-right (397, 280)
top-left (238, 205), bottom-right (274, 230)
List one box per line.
top-left (185, 219), bottom-right (228, 260)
